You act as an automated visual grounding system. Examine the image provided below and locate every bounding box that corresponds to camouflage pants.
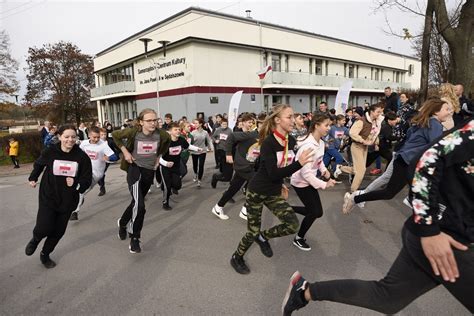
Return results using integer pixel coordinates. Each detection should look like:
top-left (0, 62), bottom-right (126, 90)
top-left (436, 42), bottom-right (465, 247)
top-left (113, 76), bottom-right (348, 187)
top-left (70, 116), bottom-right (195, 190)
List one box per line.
top-left (235, 190), bottom-right (299, 256)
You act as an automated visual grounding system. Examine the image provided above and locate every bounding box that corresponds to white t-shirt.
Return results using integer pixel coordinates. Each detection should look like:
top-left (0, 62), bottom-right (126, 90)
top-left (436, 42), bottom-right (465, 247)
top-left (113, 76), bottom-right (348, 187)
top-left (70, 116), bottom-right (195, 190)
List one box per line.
top-left (80, 139), bottom-right (115, 179)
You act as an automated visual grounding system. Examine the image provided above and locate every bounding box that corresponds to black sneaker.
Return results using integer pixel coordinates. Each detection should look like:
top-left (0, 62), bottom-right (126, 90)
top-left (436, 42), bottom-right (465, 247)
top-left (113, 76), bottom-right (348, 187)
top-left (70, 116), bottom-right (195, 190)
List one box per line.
top-left (117, 218), bottom-right (127, 240)
top-left (162, 203), bottom-right (172, 211)
top-left (255, 234), bottom-right (273, 257)
top-left (171, 188), bottom-right (179, 195)
top-left (129, 238), bottom-right (141, 253)
top-left (25, 238), bottom-right (40, 256)
top-left (293, 238), bottom-right (311, 251)
top-left (230, 253), bottom-right (250, 274)
top-left (282, 271), bottom-right (309, 316)
top-left (211, 174), bottom-right (218, 188)
top-left (69, 211), bottom-right (78, 221)
top-left (40, 252), bottom-right (57, 269)
top-left (98, 187), bottom-right (106, 196)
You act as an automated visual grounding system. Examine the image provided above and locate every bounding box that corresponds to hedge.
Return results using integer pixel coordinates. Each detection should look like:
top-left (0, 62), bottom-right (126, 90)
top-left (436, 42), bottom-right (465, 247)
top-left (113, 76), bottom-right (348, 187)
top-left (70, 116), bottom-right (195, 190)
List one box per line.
top-left (0, 131), bottom-right (43, 166)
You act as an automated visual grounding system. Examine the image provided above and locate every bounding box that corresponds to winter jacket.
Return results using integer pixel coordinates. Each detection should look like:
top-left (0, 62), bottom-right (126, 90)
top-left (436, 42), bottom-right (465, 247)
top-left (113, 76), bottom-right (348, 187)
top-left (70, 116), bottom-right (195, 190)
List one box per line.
top-left (291, 134), bottom-right (328, 189)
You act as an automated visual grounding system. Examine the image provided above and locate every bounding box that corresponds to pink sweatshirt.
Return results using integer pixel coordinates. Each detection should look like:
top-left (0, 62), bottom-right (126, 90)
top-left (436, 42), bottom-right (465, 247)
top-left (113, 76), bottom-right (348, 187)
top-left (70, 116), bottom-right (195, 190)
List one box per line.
top-left (290, 134), bottom-right (328, 189)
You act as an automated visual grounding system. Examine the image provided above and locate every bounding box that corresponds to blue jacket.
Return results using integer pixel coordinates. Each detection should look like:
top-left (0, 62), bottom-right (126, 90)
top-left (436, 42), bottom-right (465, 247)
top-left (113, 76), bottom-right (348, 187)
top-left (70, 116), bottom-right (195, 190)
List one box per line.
top-left (324, 125), bottom-right (349, 150)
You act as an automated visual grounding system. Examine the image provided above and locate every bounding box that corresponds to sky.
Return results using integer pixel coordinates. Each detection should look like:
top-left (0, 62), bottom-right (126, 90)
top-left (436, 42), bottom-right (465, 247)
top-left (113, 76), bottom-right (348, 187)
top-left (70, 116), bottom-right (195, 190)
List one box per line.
top-left (1, 0), bottom-right (436, 102)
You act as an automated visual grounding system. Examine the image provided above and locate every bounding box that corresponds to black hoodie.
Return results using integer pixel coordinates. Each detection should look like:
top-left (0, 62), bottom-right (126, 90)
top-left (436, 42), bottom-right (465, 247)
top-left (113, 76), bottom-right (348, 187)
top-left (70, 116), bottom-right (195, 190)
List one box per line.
top-left (29, 143), bottom-right (92, 212)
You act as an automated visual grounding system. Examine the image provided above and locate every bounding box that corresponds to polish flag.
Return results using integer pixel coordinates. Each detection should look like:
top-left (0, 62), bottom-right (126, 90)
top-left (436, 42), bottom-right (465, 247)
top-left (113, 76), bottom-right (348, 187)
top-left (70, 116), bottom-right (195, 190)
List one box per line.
top-left (257, 65), bottom-right (272, 79)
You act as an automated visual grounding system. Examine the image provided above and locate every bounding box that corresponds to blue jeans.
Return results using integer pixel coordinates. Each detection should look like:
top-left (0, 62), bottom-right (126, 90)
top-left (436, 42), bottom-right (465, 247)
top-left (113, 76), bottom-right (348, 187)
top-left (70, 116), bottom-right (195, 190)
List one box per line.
top-left (323, 148), bottom-right (344, 172)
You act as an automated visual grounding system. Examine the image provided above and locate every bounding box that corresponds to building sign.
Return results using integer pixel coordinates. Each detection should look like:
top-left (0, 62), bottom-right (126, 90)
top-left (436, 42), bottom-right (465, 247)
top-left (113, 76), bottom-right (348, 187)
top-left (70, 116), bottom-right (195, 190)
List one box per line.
top-left (137, 57), bottom-right (186, 85)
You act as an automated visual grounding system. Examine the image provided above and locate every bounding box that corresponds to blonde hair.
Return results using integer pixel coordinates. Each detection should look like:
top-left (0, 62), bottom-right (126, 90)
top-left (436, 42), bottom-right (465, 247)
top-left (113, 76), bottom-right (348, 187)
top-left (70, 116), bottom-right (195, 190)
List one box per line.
top-left (258, 104), bottom-right (292, 144)
top-left (411, 97), bottom-right (446, 128)
top-left (438, 83), bottom-right (460, 113)
top-left (135, 108), bottom-right (157, 130)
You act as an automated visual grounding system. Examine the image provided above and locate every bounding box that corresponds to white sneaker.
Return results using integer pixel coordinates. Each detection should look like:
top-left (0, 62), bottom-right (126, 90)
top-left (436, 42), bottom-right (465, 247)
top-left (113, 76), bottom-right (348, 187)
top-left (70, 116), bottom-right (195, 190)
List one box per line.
top-left (334, 164), bottom-right (342, 179)
top-left (193, 174), bottom-right (198, 182)
top-left (354, 190), bottom-right (365, 208)
top-left (212, 204), bottom-right (229, 220)
top-left (239, 206), bottom-right (248, 221)
top-left (403, 197), bottom-right (412, 209)
top-left (197, 180), bottom-right (201, 187)
top-left (342, 192), bottom-right (355, 214)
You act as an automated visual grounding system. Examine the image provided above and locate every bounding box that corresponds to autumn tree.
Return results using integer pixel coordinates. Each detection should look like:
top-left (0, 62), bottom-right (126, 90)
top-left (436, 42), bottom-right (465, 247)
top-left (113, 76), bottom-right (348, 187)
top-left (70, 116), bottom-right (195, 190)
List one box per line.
top-left (0, 30), bottom-right (19, 101)
top-left (25, 41), bottom-right (94, 125)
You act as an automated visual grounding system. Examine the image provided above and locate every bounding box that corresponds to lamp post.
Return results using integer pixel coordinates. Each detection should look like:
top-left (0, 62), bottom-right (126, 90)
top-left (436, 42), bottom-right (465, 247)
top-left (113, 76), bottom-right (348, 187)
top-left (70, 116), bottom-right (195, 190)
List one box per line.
top-left (139, 38), bottom-right (170, 119)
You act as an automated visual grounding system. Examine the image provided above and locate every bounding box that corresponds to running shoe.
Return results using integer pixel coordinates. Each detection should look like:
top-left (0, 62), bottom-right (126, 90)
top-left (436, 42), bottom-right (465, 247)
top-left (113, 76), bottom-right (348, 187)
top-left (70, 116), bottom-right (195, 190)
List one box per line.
top-left (239, 206), bottom-right (248, 221)
top-left (255, 234), bottom-right (273, 257)
top-left (193, 174), bottom-right (198, 182)
top-left (282, 271), bottom-right (309, 316)
top-left (162, 203), bottom-right (172, 211)
top-left (293, 238), bottom-right (311, 251)
top-left (129, 238), bottom-right (141, 253)
top-left (171, 188), bottom-right (179, 195)
top-left (333, 164), bottom-right (342, 179)
top-left (117, 218), bottom-right (127, 240)
top-left (69, 211), bottom-right (78, 221)
top-left (370, 168), bottom-right (382, 175)
top-left (342, 192), bottom-right (355, 214)
top-left (212, 204), bottom-right (229, 220)
top-left (211, 174), bottom-right (218, 188)
top-left (98, 187), bottom-right (106, 196)
top-left (403, 197), bottom-right (413, 209)
top-left (40, 252), bottom-right (57, 269)
top-left (197, 180), bottom-right (201, 187)
top-left (230, 253), bottom-right (250, 274)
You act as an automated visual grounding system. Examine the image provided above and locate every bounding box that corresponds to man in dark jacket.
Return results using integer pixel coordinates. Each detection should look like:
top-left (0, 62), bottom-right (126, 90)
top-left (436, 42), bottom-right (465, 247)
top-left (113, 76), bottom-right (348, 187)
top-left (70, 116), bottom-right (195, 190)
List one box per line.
top-left (384, 87), bottom-right (399, 114)
top-left (455, 84), bottom-right (473, 119)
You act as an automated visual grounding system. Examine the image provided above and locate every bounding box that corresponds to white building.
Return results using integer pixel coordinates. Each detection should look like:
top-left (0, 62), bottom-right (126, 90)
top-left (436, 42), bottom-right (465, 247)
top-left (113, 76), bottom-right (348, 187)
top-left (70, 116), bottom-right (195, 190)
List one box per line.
top-left (91, 7), bottom-right (421, 125)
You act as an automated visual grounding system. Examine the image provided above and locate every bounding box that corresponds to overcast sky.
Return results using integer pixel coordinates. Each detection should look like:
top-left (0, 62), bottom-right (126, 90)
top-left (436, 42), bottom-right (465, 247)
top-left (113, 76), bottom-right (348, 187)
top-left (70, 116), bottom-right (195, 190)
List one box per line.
top-left (1, 0), bottom-right (449, 102)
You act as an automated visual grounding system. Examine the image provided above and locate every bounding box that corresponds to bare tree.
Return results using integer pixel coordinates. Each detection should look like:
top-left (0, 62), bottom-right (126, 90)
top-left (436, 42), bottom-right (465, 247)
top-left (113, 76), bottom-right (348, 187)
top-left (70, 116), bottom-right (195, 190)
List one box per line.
top-left (0, 30), bottom-right (19, 101)
top-left (25, 41), bottom-right (94, 125)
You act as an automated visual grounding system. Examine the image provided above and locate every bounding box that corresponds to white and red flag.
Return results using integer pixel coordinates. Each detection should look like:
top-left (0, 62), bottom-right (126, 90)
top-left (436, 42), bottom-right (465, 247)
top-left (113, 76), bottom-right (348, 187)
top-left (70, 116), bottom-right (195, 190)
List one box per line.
top-left (257, 65), bottom-right (272, 79)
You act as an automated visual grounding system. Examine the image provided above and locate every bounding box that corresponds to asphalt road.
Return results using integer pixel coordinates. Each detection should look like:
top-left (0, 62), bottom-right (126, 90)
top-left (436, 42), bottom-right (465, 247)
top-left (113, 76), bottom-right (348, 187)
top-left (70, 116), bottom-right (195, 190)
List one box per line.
top-left (0, 159), bottom-right (469, 315)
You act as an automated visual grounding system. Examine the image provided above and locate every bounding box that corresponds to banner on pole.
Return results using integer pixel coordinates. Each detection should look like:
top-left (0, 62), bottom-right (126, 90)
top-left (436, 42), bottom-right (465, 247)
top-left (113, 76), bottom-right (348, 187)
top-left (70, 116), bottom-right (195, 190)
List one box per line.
top-left (334, 80), bottom-right (353, 115)
top-left (228, 90), bottom-right (243, 129)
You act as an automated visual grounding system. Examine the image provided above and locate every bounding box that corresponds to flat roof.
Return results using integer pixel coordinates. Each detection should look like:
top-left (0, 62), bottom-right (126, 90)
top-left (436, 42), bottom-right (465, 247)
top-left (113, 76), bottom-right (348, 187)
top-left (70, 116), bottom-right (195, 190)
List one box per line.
top-left (95, 6), bottom-right (419, 61)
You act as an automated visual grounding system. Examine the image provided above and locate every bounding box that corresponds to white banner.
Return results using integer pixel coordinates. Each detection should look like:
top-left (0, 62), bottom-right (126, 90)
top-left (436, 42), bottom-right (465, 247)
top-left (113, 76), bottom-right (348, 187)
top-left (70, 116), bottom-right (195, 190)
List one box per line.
top-left (334, 80), bottom-right (353, 115)
top-left (228, 90), bottom-right (243, 129)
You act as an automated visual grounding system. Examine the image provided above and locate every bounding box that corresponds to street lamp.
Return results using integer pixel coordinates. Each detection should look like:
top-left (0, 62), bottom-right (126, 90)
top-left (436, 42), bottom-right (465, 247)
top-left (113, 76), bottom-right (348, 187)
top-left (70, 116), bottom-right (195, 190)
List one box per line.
top-left (139, 38), bottom-right (170, 119)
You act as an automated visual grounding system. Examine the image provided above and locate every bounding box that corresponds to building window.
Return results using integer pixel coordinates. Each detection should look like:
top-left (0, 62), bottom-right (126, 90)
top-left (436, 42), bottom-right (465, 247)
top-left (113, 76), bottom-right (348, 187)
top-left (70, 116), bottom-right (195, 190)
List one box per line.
top-left (348, 64), bottom-right (355, 78)
top-left (284, 54), bottom-right (289, 72)
top-left (210, 96), bottom-right (219, 104)
top-left (132, 102), bottom-right (137, 119)
top-left (272, 54), bottom-right (281, 72)
top-left (103, 64), bottom-right (134, 85)
top-left (315, 59), bottom-right (323, 75)
top-left (272, 95), bottom-right (282, 105)
top-left (374, 68), bottom-right (379, 81)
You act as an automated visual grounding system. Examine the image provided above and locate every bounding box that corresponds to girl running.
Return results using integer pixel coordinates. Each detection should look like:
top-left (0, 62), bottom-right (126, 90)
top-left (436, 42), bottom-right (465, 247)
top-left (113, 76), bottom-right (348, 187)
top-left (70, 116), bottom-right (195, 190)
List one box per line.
top-left (112, 109), bottom-right (170, 253)
top-left (343, 97), bottom-right (451, 213)
top-left (230, 104), bottom-right (314, 274)
top-left (25, 125), bottom-right (92, 268)
top-left (190, 118), bottom-right (213, 187)
top-left (290, 114), bottom-right (336, 251)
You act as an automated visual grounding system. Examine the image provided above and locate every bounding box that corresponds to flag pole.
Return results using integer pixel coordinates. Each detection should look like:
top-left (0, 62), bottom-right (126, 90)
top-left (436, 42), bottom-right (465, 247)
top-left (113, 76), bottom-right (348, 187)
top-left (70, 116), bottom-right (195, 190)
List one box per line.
top-left (260, 79), bottom-right (264, 112)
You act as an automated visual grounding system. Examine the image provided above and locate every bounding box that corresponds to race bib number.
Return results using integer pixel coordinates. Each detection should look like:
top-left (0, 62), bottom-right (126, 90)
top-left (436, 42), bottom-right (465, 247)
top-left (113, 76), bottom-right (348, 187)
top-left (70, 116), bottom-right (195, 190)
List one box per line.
top-left (53, 160), bottom-right (78, 177)
top-left (137, 141), bottom-right (157, 155)
top-left (169, 146), bottom-right (182, 156)
top-left (334, 131), bottom-right (344, 139)
top-left (246, 144), bottom-right (261, 163)
top-left (219, 134), bottom-right (228, 141)
top-left (276, 150), bottom-right (295, 168)
top-left (85, 149), bottom-right (99, 160)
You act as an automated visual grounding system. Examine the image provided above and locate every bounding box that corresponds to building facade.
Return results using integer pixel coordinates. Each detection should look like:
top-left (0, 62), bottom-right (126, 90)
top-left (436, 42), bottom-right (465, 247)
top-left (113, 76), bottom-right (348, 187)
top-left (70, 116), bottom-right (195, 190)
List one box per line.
top-left (91, 7), bottom-right (421, 126)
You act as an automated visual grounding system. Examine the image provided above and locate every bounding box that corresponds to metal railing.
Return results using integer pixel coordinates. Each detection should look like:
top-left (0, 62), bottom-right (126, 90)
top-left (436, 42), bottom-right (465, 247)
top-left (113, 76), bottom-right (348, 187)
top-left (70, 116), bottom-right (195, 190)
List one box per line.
top-left (91, 81), bottom-right (136, 98)
top-left (264, 72), bottom-right (411, 90)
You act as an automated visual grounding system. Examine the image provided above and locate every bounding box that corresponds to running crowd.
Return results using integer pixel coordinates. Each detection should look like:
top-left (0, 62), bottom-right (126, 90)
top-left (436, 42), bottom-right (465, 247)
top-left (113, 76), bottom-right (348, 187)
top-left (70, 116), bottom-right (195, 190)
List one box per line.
top-left (23, 83), bottom-right (473, 314)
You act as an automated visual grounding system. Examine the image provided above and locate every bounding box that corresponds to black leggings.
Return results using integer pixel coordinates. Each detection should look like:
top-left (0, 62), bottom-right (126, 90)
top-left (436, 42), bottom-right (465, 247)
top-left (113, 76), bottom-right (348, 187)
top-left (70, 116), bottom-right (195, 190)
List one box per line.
top-left (10, 155), bottom-right (19, 167)
top-left (218, 172), bottom-right (248, 207)
top-left (160, 166), bottom-right (182, 204)
top-left (33, 205), bottom-right (73, 255)
top-left (192, 153), bottom-right (206, 180)
top-left (291, 185), bottom-right (323, 238)
top-left (354, 157), bottom-right (409, 204)
top-left (309, 227), bottom-right (474, 314)
top-left (366, 147), bottom-right (393, 169)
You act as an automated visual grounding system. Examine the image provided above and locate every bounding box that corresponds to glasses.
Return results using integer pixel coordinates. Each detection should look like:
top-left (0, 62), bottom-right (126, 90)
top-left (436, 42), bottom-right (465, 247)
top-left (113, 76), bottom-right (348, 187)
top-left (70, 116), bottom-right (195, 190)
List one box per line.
top-left (143, 119), bottom-right (158, 123)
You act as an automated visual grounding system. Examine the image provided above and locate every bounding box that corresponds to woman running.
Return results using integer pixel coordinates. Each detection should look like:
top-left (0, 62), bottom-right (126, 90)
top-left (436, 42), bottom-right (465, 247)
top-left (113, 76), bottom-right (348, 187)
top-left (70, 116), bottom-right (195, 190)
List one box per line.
top-left (343, 97), bottom-right (451, 213)
top-left (25, 125), bottom-right (92, 268)
top-left (290, 114), bottom-right (336, 251)
top-left (112, 109), bottom-right (170, 253)
top-left (190, 118), bottom-right (214, 187)
top-left (230, 104), bottom-right (314, 274)
top-left (282, 118), bottom-right (474, 315)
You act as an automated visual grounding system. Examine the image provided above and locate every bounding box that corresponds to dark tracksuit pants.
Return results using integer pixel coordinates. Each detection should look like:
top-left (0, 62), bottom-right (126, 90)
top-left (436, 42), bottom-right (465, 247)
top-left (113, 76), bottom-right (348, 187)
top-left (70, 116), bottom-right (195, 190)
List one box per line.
top-left (160, 165), bottom-right (182, 204)
top-left (98, 163), bottom-right (110, 189)
top-left (291, 185), bottom-right (324, 238)
top-left (33, 206), bottom-right (73, 255)
top-left (217, 172), bottom-right (249, 207)
top-left (366, 146), bottom-right (393, 170)
top-left (119, 164), bottom-right (154, 238)
top-left (309, 227), bottom-right (474, 314)
top-left (192, 153), bottom-right (206, 180)
top-left (214, 149), bottom-right (233, 183)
